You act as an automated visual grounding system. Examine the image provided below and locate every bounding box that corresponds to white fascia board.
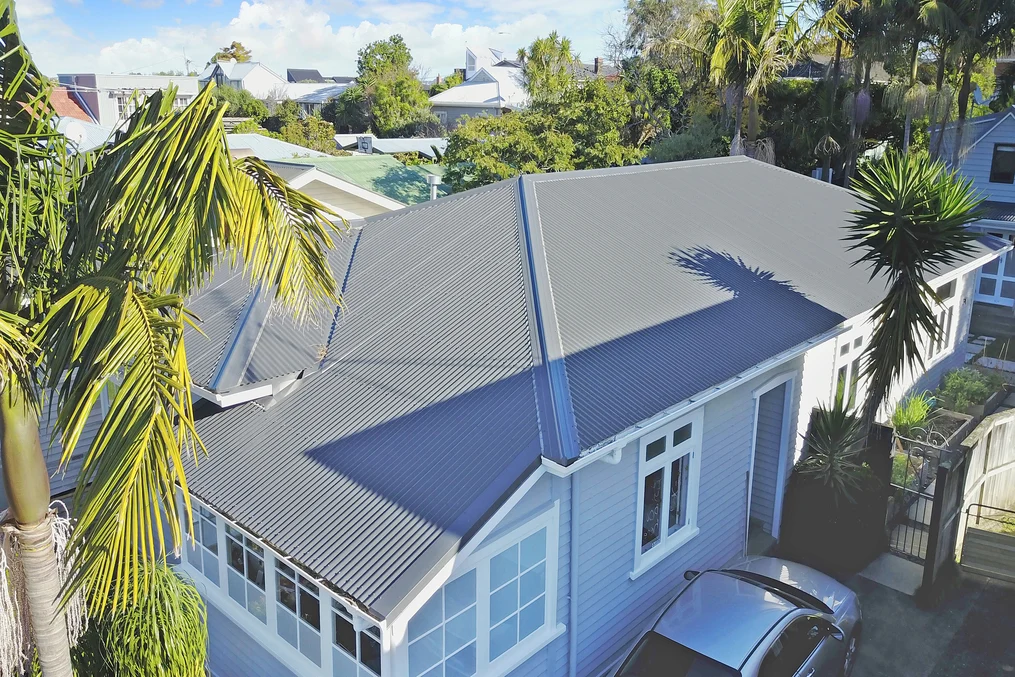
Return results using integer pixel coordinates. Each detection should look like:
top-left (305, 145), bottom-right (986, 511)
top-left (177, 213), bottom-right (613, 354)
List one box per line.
top-left (191, 382), bottom-right (273, 407)
top-left (287, 168), bottom-right (405, 211)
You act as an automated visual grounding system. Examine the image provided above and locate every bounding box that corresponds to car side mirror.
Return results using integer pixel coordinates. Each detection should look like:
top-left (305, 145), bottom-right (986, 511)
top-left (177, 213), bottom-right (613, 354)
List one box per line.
top-left (683, 570), bottom-right (700, 581)
top-left (826, 623), bottom-right (845, 642)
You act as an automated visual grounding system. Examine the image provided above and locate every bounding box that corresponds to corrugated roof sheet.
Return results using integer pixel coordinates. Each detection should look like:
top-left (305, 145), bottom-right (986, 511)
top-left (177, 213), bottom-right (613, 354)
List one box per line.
top-left (297, 155), bottom-right (448, 205)
top-left (367, 137), bottom-right (449, 160)
top-left (983, 200), bottom-right (1015, 223)
top-left (184, 183), bottom-right (543, 615)
top-left (184, 157), bottom-right (1003, 617)
top-left (226, 133), bottom-right (332, 160)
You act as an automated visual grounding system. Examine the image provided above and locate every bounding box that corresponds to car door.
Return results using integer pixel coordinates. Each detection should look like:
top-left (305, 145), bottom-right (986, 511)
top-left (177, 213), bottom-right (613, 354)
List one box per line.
top-left (758, 616), bottom-right (842, 677)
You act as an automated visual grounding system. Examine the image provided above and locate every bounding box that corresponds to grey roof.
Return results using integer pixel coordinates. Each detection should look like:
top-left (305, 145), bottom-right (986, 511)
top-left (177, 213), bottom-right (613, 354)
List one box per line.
top-left (226, 133), bottom-right (332, 160)
top-left (983, 200), bottom-right (1015, 223)
top-left (365, 137), bottom-right (449, 159)
top-left (183, 157), bottom-right (1003, 618)
top-left (288, 68), bottom-right (327, 83)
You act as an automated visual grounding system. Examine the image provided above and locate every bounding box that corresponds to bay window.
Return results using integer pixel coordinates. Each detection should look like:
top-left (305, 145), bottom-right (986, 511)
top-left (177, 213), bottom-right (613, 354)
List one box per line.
top-left (407, 509), bottom-right (559, 677)
top-left (634, 410), bottom-right (703, 575)
top-left (277, 561), bottom-right (322, 665)
top-left (226, 525), bottom-right (267, 624)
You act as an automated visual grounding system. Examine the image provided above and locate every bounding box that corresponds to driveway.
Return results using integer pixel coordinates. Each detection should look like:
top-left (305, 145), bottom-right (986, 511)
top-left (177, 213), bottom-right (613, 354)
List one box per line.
top-left (849, 573), bottom-right (1015, 677)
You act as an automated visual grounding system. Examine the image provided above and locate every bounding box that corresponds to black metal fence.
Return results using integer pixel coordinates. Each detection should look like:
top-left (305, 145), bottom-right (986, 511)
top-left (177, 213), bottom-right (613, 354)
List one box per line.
top-left (887, 434), bottom-right (951, 563)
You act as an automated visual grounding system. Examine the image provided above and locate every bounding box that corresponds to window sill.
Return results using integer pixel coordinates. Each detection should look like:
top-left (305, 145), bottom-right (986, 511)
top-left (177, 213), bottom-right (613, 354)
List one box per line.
top-left (488, 622), bottom-right (567, 677)
top-left (629, 527), bottom-right (700, 581)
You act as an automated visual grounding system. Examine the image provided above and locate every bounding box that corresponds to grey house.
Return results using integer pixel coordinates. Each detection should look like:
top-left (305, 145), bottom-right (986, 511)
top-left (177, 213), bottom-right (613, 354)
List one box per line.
top-left (176, 158), bottom-right (1002, 677)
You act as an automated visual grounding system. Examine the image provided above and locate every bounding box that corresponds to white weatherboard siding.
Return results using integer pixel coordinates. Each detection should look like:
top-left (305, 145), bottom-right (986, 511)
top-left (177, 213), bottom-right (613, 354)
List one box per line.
top-left (750, 382), bottom-right (787, 534)
top-left (572, 356), bottom-right (806, 677)
top-left (954, 114), bottom-right (1015, 203)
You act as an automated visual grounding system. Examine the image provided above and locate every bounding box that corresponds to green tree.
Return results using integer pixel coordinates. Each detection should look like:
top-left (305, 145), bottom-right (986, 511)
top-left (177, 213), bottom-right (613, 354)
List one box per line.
top-left (547, 78), bottom-right (645, 168)
top-left (212, 85), bottom-right (269, 121)
top-left (846, 151), bottom-right (983, 428)
top-left (263, 98), bottom-right (300, 133)
top-left (442, 113), bottom-right (576, 191)
top-left (280, 116), bottom-right (349, 155)
top-left (357, 34), bottom-right (412, 76)
top-left (0, 4), bottom-right (342, 674)
top-left (322, 87), bottom-right (370, 133)
top-left (626, 60), bottom-right (685, 144)
top-left (231, 119), bottom-right (276, 135)
top-left (428, 71), bottom-right (463, 96)
top-left (209, 40), bottom-right (252, 64)
top-left (517, 32), bottom-right (577, 104)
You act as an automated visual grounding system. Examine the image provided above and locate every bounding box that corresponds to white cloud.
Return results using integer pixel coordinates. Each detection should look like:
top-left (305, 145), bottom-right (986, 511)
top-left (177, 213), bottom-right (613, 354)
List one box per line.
top-left (20, 0), bottom-right (623, 79)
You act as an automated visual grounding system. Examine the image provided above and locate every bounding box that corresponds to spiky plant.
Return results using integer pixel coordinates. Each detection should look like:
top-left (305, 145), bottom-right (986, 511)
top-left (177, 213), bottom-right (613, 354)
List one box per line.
top-left (847, 151), bottom-right (983, 432)
top-left (796, 391), bottom-right (868, 505)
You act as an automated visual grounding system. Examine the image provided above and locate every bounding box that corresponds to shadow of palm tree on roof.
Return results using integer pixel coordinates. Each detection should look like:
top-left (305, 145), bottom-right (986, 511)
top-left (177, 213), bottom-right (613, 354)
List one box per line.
top-left (668, 246), bottom-right (799, 298)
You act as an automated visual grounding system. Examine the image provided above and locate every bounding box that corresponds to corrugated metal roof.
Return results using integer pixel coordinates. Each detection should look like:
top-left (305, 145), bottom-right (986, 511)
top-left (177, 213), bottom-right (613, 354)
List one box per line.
top-left (366, 137), bottom-right (449, 159)
top-left (184, 183), bottom-right (543, 616)
top-left (983, 200), bottom-right (1015, 223)
top-left (183, 156), bottom-right (1003, 617)
top-left (296, 155), bottom-right (448, 205)
top-left (226, 134), bottom-right (332, 160)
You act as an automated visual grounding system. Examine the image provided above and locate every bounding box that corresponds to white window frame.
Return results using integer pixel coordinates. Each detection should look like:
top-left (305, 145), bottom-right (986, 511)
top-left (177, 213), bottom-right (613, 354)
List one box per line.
top-left (275, 559), bottom-right (323, 666)
top-left (631, 408), bottom-right (703, 580)
top-left (831, 330), bottom-right (866, 410)
top-left (926, 279), bottom-right (959, 363)
top-left (332, 599), bottom-right (382, 676)
top-left (403, 503), bottom-right (562, 677)
top-left (176, 494), bottom-right (387, 677)
top-left (436, 110), bottom-right (448, 126)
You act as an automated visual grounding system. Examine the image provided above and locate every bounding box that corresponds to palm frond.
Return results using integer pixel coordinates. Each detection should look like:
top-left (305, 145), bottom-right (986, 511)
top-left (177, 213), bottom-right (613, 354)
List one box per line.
top-left (36, 278), bottom-right (201, 612)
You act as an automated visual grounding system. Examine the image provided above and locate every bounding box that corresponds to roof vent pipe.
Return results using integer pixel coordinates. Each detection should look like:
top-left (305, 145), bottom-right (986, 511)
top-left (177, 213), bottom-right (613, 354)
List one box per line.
top-left (426, 174), bottom-right (442, 201)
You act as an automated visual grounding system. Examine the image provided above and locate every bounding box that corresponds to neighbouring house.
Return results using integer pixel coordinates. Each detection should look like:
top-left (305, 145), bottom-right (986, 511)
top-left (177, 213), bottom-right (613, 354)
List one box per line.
top-left (263, 161), bottom-right (407, 219)
top-left (226, 133), bottom-right (334, 160)
top-left (50, 86), bottom-right (95, 122)
top-left (429, 65), bottom-right (526, 130)
top-left (55, 118), bottom-right (113, 153)
top-left (280, 155), bottom-right (448, 207)
top-left (935, 106), bottom-right (1015, 317)
top-left (287, 68), bottom-right (356, 85)
top-left (198, 60), bottom-right (288, 99)
top-left (337, 135), bottom-right (448, 161)
top-left (56, 73), bottom-right (199, 127)
top-left (782, 55), bottom-right (890, 83)
top-left (174, 157), bottom-right (1003, 677)
top-left (286, 83), bottom-right (352, 116)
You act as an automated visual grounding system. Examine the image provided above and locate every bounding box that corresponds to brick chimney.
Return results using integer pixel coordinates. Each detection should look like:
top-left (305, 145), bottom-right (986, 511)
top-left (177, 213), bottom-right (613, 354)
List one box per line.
top-left (594, 57), bottom-right (603, 74)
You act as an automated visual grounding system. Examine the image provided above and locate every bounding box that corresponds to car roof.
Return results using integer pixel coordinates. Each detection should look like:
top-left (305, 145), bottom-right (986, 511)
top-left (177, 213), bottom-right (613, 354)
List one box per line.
top-left (654, 571), bottom-right (797, 669)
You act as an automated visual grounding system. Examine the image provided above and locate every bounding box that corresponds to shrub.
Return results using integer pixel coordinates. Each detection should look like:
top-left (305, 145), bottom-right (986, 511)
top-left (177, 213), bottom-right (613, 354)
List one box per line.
top-left (891, 392), bottom-right (934, 438)
top-left (795, 395), bottom-right (869, 505)
top-left (936, 367), bottom-right (1005, 411)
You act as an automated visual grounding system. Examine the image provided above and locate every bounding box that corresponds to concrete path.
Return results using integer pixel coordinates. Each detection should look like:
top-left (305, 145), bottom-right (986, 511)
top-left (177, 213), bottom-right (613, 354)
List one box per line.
top-left (849, 573), bottom-right (1015, 677)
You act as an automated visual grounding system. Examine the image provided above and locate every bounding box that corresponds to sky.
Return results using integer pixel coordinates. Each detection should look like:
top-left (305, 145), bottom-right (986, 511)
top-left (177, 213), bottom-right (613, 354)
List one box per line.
top-left (16, 0), bottom-right (626, 80)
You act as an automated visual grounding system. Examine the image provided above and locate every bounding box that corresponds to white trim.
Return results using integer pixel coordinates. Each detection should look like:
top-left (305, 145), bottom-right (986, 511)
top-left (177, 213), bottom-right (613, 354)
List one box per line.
top-left (286, 168), bottom-right (406, 211)
top-left (192, 382), bottom-right (274, 407)
top-left (630, 408), bottom-right (703, 579)
top-left (745, 372), bottom-right (796, 553)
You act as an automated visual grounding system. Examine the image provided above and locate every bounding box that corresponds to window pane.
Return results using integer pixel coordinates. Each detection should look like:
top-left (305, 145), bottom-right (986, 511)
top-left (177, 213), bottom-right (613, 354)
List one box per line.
top-left (228, 569), bottom-right (245, 606)
top-left (490, 615), bottom-right (518, 660)
top-left (299, 622), bottom-right (322, 666)
top-left (277, 560), bottom-right (295, 578)
top-left (300, 587), bottom-right (321, 629)
top-left (839, 343), bottom-right (849, 356)
top-left (835, 365), bottom-right (848, 398)
top-left (200, 519), bottom-right (218, 553)
top-left (333, 647), bottom-right (358, 677)
top-left (848, 358), bottom-right (861, 410)
top-left (991, 144), bottom-right (1015, 183)
top-left (408, 594), bottom-right (442, 641)
top-left (979, 277), bottom-right (997, 296)
top-left (186, 542), bottom-right (202, 571)
top-left (490, 580), bottom-right (517, 626)
top-left (672, 423), bottom-right (692, 446)
top-left (984, 257), bottom-right (1000, 275)
top-left (852, 336), bottom-right (863, 349)
top-left (202, 551), bottom-right (219, 585)
top-left (277, 571), bottom-right (297, 612)
top-left (519, 563), bottom-right (545, 606)
top-left (408, 628), bottom-right (442, 677)
top-left (645, 436), bottom-right (666, 461)
top-left (1002, 280), bottom-right (1015, 300)
top-left (520, 529), bottom-right (546, 571)
top-left (227, 539), bottom-right (244, 573)
top-left (444, 569), bottom-right (476, 618)
top-left (490, 545), bottom-right (518, 590)
top-left (519, 597), bottom-right (545, 640)
top-left (246, 538), bottom-right (263, 557)
top-left (445, 642), bottom-right (475, 677)
top-left (445, 606), bottom-right (476, 655)
top-left (246, 551), bottom-right (264, 589)
top-left (247, 585), bottom-right (266, 623)
top-left (278, 609), bottom-right (298, 648)
top-left (360, 632), bottom-right (382, 675)
top-left (668, 456), bottom-right (689, 533)
top-left (226, 525), bottom-right (242, 540)
top-left (641, 468), bottom-right (663, 552)
top-left (333, 612), bottom-right (356, 655)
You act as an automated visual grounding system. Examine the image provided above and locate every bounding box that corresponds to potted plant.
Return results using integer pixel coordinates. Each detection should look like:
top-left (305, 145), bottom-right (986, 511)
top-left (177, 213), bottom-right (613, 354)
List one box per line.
top-left (935, 367), bottom-right (1008, 419)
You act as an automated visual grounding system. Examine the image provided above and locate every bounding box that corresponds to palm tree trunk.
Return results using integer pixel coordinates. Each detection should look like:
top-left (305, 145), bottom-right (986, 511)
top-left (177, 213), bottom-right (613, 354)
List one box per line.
top-left (903, 111), bottom-right (913, 155)
top-left (730, 86), bottom-right (745, 156)
top-left (931, 45), bottom-right (949, 159)
top-left (953, 57), bottom-right (974, 167)
top-left (747, 95), bottom-right (759, 148)
top-left (902, 34), bottom-right (920, 155)
top-left (1, 382), bottom-right (73, 677)
top-left (821, 39), bottom-right (844, 182)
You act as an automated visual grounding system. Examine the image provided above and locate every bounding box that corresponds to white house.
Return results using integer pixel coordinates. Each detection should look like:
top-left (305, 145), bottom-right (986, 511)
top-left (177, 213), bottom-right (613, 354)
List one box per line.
top-left (198, 60), bottom-right (288, 99)
top-left (429, 64), bottom-right (527, 130)
top-left (175, 158), bottom-right (1004, 677)
top-left (56, 73), bottom-right (199, 127)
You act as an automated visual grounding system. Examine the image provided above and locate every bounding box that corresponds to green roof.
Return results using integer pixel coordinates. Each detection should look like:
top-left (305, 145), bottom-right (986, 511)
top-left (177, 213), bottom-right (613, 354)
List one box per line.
top-left (298, 155), bottom-right (448, 206)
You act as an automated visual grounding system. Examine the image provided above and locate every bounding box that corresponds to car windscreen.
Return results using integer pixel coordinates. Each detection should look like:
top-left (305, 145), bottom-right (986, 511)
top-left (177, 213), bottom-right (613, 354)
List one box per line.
top-left (615, 631), bottom-right (742, 677)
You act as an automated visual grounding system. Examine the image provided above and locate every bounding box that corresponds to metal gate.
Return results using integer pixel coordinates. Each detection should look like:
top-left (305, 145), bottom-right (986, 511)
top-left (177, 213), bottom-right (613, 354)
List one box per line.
top-left (887, 435), bottom-right (949, 562)
top-left (960, 504), bottom-right (1015, 584)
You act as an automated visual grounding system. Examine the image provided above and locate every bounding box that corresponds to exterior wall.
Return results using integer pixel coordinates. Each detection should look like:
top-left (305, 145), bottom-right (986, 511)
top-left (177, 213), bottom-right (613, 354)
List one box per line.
top-left (299, 180), bottom-right (392, 219)
top-left (432, 105), bottom-right (500, 130)
top-left (572, 356), bottom-right (806, 677)
top-left (954, 115), bottom-right (1015, 203)
top-left (240, 67), bottom-right (287, 99)
top-left (207, 602), bottom-right (298, 677)
top-left (58, 73), bottom-right (199, 126)
top-left (750, 383), bottom-right (787, 533)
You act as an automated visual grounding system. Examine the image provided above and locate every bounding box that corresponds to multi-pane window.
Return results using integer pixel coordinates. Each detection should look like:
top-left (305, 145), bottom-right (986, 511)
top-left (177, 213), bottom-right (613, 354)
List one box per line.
top-left (333, 600), bottom-right (382, 676)
top-left (990, 144), bottom-right (1015, 184)
top-left (173, 96), bottom-right (190, 109)
top-left (929, 280), bottom-right (957, 359)
top-left (833, 335), bottom-right (864, 409)
top-left (407, 518), bottom-right (555, 677)
top-left (636, 412), bottom-right (701, 569)
top-left (186, 504), bottom-right (220, 585)
top-left (276, 561), bottom-right (322, 666)
top-left (226, 525), bottom-right (267, 623)
top-left (115, 94), bottom-right (136, 119)
top-left (489, 528), bottom-right (547, 660)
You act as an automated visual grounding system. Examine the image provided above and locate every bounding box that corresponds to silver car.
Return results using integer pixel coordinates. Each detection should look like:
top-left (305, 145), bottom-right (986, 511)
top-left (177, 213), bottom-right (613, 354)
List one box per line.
top-left (615, 557), bottom-right (862, 677)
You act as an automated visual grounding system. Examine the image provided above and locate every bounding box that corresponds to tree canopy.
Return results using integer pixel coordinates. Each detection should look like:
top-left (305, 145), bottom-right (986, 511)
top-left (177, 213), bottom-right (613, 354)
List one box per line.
top-left (212, 85), bottom-right (269, 121)
top-left (209, 40), bottom-right (251, 64)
